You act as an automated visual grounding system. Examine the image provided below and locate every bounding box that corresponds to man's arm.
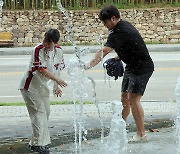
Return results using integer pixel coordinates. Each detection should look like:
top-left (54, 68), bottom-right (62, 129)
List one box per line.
top-left (37, 69), bottom-right (67, 87)
top-left (85, 46), bottom-right (113, 69)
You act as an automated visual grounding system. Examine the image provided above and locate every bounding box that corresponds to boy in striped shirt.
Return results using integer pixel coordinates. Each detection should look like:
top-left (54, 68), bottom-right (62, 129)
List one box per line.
top-left (19, 29), bottom-right (67, 154)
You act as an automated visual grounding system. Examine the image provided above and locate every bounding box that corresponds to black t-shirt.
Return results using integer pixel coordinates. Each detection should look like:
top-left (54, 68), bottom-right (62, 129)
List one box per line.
top-left (105, 19), bottom-right (154, 75)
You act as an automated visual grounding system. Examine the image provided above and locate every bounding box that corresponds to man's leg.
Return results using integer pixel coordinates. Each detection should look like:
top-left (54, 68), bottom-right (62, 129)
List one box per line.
top-left (121, 71), bottom-right (153, 138)
top-left (121, 92), bottom-right (130, 121)
top-left (128, 93), bottom-right (145, 137)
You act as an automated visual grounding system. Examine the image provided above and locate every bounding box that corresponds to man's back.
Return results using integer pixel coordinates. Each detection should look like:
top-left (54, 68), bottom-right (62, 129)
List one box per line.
top-left (105, 19), bottom-right (154, 75)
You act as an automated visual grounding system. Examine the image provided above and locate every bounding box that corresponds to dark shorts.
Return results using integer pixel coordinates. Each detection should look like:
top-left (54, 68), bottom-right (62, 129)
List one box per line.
top-left (121, 72), bottom-right (153, 96)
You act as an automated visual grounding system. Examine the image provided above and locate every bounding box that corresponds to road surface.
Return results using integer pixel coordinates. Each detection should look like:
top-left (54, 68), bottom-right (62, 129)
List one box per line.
top-left (0, 51), bottom-right (180, 103)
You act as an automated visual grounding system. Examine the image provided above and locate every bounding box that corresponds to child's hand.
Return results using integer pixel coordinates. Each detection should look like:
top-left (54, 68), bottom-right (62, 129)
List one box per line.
top-left (54, 87), bottom-right (62, 97)
top-left (57, 79), bottom-right (67, 87)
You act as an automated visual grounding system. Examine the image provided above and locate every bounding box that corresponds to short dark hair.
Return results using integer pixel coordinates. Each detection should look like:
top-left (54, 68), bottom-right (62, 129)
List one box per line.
top-left (44, 29), bottom-right (60, 44)
top-left (99, 5), bottom-right (120, 21)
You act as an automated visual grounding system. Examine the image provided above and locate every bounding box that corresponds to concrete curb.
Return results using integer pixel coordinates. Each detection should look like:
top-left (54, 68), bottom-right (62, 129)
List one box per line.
top-left (0, 44), bottom-right (180, 55)
top-left (146, 44), bottom-right (180, 52)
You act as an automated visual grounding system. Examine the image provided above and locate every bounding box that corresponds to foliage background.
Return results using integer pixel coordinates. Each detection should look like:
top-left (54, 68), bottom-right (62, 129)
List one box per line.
top-left (2, 0), bottom-right (180, 10)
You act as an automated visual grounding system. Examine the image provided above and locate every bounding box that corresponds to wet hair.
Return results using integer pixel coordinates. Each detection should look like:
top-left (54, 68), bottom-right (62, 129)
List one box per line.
top-left (99, 5), bottom-right (120, 22)
top-left (44, 29), bottom-right (60, 44)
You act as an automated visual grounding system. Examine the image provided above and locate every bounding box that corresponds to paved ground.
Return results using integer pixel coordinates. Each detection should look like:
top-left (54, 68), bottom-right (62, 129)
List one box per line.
top-left (0, 101), bottom-right (176, 139)
top-left (51, 127), bottom-right (177, 154)
top-left (0, 101), bottom-right (178, 153)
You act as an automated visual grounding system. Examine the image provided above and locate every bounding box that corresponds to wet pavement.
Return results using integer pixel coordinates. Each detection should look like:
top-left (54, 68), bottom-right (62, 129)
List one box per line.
top-left (0, 101), bottom-right (177, 153)
top-left (51, 127), bottom-right (177, 154)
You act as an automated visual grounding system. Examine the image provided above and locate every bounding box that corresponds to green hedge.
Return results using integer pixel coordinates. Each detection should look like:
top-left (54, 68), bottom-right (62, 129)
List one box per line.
top-left (2, 0), bottom-right (180, 10)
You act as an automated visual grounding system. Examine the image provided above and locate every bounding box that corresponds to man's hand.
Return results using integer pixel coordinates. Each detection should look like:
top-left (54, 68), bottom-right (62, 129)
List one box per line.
top-left (78, 60), bottom-right (91, 70)
top-left (84, 63), bottom-right (91, 70)
top-left (54, 87), bottom-right (62, 97)
top-left (114, 55), bottom-right (120, 60)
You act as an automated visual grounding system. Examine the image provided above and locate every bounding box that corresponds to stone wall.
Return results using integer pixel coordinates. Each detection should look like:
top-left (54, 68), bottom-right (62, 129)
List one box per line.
top-left (0, 8), bottom-right (179, 46)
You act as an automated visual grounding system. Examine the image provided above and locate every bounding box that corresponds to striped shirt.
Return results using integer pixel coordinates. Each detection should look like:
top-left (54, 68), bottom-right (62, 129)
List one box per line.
top-left (19, 43), bottom-right (65, 97)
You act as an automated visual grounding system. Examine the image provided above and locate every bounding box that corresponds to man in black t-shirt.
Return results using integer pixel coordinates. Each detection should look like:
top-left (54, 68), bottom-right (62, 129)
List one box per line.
top-left (85, 5), bottom-right (154, 143)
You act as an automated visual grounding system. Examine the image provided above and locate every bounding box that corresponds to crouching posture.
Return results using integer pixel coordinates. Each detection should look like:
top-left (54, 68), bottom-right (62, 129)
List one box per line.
top-left (19, 29), bottom-right (67, 154)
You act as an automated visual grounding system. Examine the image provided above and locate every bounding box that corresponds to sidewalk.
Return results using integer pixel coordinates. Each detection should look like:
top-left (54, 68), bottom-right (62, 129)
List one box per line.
top-left (0, 44), bottom-right (180, 55)
top-left (0, 101), bottom-right (177, 153)
top-left (51, 127), bottom-right (177, 154)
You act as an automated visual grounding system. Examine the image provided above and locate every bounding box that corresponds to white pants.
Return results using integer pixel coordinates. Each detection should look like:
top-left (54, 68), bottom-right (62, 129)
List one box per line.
top-left (21, 90), bottom-right (51, 146)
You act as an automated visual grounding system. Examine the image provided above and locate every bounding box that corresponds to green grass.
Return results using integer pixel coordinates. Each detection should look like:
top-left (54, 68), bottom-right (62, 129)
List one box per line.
top-left (0, 101), bottom-right (93, 106)
top-left (0, 102), bottom-right (25, 106)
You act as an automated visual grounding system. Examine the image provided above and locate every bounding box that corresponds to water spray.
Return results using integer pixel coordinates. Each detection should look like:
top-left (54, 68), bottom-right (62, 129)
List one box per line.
top-left (0, 0), bottom-right (3, 11)
top-left (0, 0), bottom-right (3, 25)
top-left (56, 0), bottom-right (104, 153)
top-left (175, 77), bottom-right (180, 154)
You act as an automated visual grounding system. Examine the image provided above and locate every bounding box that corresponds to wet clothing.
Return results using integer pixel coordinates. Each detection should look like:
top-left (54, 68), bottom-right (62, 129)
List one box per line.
top-left (19, 43), bottom-right (65, 96)
top-left (19, 43), bottom-right (65, 146)
top-left (105, 19), bottom-right (154, 75)
top-left (103, 58), bottom-right (124, 80)
top-left (21, 89), bottom-right (51, 146)
top-left (121, 72), bottom-right (153, 95)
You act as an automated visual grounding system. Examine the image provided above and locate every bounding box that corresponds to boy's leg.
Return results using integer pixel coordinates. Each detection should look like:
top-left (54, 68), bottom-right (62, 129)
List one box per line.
top-left (21, 90), bottom-right (51, 146)
top-left (43, 96), bottom-right (50, 120)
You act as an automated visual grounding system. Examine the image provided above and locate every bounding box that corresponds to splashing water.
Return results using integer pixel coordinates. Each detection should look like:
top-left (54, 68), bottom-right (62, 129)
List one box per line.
top-left (56, 0), bottom-right (84, 59)
top-left (97, 34), bottom-right (112, 88)
top-left (55, 1), bottom-right (128, 154)
top-left (105, 101), bottom-right (128, 154)
top-left (67, 57), bottom-right (87, 154)
top-left (67, 57), bottom-right (105, 153)
top-left (86, 76), bottom-right (104, 143)
top-left (56, 1), bottom-right (104, 153)
top-left (0, 0), bottom-right (3, 25)
top-left (175, 77), bottom-right (180, 154)
top-left (0, 0), bottom-right (3, 11)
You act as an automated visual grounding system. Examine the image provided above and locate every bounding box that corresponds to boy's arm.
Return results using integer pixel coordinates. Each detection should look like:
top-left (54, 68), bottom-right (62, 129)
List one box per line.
top-left (37, 69), bottom-right (67, 87)
top-left (53, 47), bottom-right (66, 96)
